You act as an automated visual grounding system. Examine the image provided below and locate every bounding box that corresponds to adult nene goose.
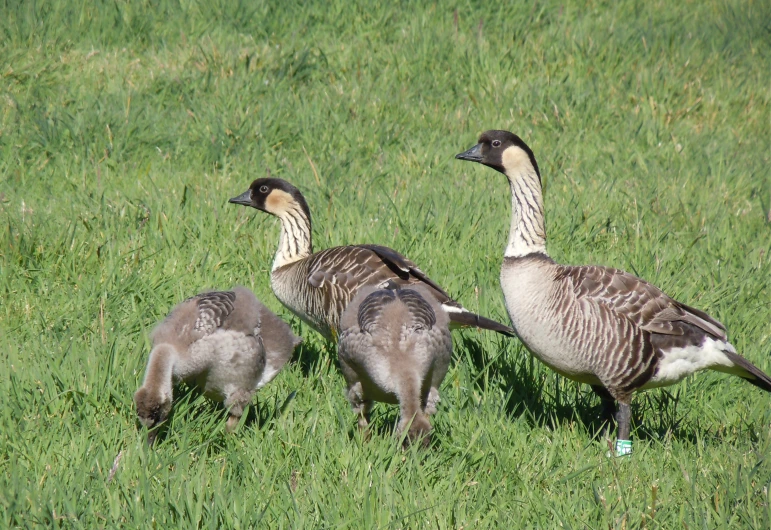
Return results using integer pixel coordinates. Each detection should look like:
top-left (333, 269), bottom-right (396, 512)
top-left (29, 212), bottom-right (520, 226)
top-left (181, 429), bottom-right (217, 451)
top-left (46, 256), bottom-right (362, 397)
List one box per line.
top-left (134, 287), bottom-right (301, 445)
top-left (456, 130), bottom-right (771, 454)
top-left (229, 177), bottom-right (514, 341)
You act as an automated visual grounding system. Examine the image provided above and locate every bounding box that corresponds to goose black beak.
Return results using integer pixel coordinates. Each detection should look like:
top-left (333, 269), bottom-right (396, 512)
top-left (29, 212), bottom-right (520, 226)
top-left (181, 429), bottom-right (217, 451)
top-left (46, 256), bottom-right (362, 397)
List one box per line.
top-left (455, 143), bottom-right (483, 162)
top-left (228, 190), bottom-right (252, 206)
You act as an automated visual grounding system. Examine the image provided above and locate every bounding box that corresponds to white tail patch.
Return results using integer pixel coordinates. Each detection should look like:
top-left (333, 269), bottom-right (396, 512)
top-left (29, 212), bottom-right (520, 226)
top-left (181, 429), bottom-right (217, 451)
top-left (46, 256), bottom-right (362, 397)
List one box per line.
top-left (646, 338), bottom-right (738, 388)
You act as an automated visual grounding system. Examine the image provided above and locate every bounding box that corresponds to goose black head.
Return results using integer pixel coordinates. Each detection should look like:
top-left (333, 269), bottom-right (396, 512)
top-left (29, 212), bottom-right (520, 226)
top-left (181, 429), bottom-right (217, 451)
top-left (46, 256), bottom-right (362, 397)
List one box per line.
top-left (229, 177), bottom-right (312, 221)
top-left (455, 130), bottom-right (540, 181)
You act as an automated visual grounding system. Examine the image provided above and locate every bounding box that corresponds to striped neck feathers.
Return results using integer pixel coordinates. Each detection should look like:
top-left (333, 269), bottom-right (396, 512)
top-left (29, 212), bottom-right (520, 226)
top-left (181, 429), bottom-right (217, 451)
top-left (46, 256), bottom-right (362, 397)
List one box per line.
top-left (270, 190), bottom-right (313, 271)
top-left (502, 147), bottom-right (547, 258)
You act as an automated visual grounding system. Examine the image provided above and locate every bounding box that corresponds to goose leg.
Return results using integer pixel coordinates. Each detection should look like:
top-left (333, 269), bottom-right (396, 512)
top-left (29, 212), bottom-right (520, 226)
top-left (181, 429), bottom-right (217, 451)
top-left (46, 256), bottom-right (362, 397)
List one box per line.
top-left (339, 360), bottom-right (373, 437)
top-left (146, 428), bottom-right (160, 447)
top-left (357, 400), bottom-right (373, 432)
top-left (425, 356), bottom-right (450, 416)
top-left (604, 388), bottom-right (633, 455)
top-left (616, 402), bottom-right (631, 440)
top-left (424, 387), bottom-right (440, 415)
top-left (347, 382), bottom-right (373, 440)
top-left (613, 401), bottom-right (633, 456)
top-left (591, 385), bottom-right (617, 427)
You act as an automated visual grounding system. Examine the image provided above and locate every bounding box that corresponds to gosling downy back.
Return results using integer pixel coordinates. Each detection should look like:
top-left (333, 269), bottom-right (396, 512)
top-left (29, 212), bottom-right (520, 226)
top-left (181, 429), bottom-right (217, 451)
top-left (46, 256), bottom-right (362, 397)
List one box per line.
top-left (338, 283), bottom-right (452, 446)
top-left (134, 286), bottom-right (301, 444)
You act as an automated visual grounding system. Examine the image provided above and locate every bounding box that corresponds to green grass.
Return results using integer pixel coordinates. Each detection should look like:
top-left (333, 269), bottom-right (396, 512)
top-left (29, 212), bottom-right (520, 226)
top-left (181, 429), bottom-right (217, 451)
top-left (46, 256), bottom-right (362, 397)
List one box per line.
top-left (2, 0), bottom-right (770, 526)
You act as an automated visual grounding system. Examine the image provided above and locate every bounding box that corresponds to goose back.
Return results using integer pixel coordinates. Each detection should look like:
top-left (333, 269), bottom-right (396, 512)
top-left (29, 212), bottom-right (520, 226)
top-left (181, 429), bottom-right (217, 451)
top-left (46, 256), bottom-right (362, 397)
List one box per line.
top-left (271, 244), bottom-right (456, 340)
top-left (338, 284), bottom-right (452, 398)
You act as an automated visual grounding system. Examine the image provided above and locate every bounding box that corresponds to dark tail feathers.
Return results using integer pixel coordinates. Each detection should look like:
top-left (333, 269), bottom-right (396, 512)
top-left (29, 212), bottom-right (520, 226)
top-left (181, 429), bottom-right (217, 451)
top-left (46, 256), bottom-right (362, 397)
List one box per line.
top-left (725, 351), bottom-right (771, 392)
top-left (447, 310), bottom-right (516, 338)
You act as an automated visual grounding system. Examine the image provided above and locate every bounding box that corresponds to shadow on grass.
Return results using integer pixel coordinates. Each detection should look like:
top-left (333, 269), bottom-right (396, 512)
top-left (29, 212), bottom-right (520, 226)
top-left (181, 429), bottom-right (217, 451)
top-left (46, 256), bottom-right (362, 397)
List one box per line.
top-left (456, 334), bottom-right (720, 446)
top-left (293, 338), bottom-right (338, 377)
top-left (340, 408), bottom-right (442, 455)
top-left (134, 382), bottom-right (307, 446)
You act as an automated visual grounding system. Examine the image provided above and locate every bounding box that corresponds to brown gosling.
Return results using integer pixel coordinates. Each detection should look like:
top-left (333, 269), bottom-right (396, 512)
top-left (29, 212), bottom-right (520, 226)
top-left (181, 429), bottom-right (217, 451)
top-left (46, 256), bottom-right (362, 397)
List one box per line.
top-left (134, 286), bottom-right (302, 445)
top-left (338, 283), bottom-right (452, 447)
top-left (456, 129), bottom-right (771, 455)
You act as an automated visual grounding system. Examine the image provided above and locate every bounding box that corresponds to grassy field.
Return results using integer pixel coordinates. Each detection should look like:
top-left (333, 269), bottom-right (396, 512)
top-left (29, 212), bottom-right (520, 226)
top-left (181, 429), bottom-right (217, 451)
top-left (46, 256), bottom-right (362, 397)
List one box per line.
top-left (2, 0), bottom-right (770, 527)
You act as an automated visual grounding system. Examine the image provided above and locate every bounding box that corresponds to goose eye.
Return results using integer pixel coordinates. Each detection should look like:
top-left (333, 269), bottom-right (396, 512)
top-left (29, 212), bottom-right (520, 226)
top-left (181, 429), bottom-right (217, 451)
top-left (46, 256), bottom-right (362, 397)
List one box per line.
top-left (259, 185), bottom-right (269, 193)
top-left (492, 140), bottom-right (501, 148)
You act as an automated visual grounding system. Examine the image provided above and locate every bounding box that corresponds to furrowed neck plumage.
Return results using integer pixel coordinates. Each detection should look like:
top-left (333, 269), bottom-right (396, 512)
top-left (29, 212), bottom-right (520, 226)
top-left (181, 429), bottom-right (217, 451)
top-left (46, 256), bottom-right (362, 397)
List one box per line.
top-left (501, 148), bottom-right (547, 258)
top-left (273, 202), bottom-right (313, 271)
top-left (144, 344), bottom-right (176, 398)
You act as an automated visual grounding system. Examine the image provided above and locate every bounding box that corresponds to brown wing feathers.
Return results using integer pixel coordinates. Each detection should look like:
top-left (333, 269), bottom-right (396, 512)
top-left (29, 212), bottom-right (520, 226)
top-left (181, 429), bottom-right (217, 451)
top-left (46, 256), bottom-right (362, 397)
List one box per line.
top-left (357, 287), bottom-right (437, 334)
top-left (396, 289), bottom-right (437, 331)
top-left (191, 291), bottom-right (237, 334)
top-left (355, 244), bottom-right (452, 298)
top-left (356, 245), bottom-right (514, 336)
top-left (357, 289), bottom-right (397, 333)
top-left (563, 265), bottom-right (726, 343)
top-left (301, 244), bottom-right (514, 337)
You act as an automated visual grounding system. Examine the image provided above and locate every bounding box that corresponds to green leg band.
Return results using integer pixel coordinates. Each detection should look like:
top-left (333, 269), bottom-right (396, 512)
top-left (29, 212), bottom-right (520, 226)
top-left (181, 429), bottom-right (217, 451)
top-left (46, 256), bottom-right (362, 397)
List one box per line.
top-left (615, 439), bottom-right (632, 456)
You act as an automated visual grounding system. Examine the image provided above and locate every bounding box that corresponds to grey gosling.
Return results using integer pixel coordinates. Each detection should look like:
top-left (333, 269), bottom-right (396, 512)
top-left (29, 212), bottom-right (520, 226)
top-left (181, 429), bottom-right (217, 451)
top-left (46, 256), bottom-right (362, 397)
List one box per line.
top-left (229, 177), bottom-right (515, 341)
top-left (338, 283), bottom-right (452, 447)
top-left (456, 130), bottom-right (771, 455)
top-left (134, 286), bottom-right (302, 445)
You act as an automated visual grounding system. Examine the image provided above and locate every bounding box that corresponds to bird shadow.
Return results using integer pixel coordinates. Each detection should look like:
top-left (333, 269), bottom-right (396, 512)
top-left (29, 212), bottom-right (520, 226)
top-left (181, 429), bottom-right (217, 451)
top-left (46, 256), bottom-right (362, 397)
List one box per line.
top-left (293, 339), bottom-right (338, 378)
top-left (244, 388), bottom-right (300, 430)
top-left (456, 334), bottom-right (711, 445)
top-left (136, 383), bottom-right (303, 446)
top-left (341, 407), bottom-right (443, 454)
